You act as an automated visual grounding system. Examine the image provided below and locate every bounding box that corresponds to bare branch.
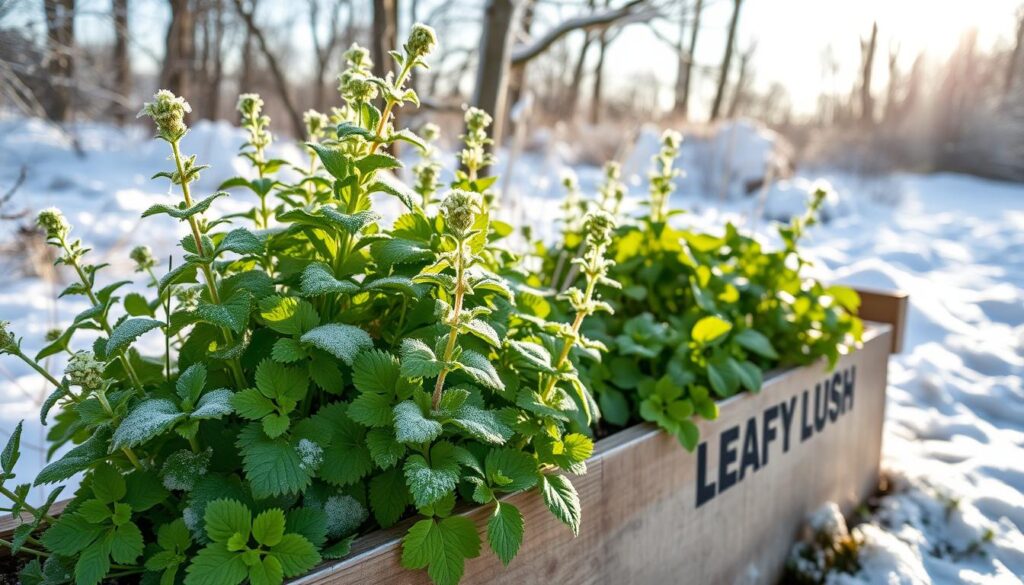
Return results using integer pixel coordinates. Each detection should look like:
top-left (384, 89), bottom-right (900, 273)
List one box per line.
top-left (510, 0), bottom-right (652, 66)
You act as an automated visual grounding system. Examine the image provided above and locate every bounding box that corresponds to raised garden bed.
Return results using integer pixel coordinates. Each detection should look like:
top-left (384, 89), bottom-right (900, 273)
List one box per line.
top-left (284, 290), bottom-right (906, 584)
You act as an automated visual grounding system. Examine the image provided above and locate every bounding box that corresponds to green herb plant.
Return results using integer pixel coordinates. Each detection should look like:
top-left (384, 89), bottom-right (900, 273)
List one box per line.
top-left (0, 25), bottom-right (614, 585)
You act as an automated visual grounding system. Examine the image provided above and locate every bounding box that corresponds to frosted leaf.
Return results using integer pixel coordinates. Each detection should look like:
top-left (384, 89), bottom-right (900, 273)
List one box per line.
top-left (111, 398), bottom-right (185, 450)
top-left (361, 275), bottom-right (422, 298)
top-left (323, 495), bottom-right (368, 539)
top-left (456, 350), bottom-right (504, 391)
top-left (161, 449), bottom-right (212, 491)
top-left (182, 507), bottom-right (202, 540)
top-left (296, 438), bottom-right (324, 471)
top-left (300, 263), bottom-right (360, 297)
top-left (393, 401), bottom-right (442, 444)
top-left (463, 319), bottom-right (500, 347)
top-left (105, 318), bottom-right (163, 356)
top-left (300, 323), bottom-right (372, 366)
top-left (190, 389), bottom-right (234, 420)
top-left (399, 338), bottom-right (444, 378)
top-left (450, 404), bottom-right (511, 445)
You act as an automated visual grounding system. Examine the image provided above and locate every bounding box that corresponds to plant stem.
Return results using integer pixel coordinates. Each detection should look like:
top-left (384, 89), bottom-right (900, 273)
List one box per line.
top-left (169, 140), bottom-right (247, 389)
top-left (369, 61), bottom-right (415, 155)
top-left (0, 538), bottom-right (48, 557)
top-left (0, 486), bottom-right (55, 525)
top-left (542, 275), bottom-right (596, 401)
top-left (94, 390), bottom-right (144, 470)
top-left (431, 238), bottom-right (465, 410)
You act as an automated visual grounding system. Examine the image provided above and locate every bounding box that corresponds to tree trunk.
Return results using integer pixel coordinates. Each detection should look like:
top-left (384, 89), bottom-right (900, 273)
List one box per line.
top-left (233, 0), bottom-right (305, 137)
top-left (162, 0), bottom-right (195, 100)
top-left (112, 0), bottom-right (130, 125)
top-left (239, 9), bottom-right (254, 92)
top-left (727, 43), bottom-right (752, 118)
top-left (1005, 10), bottom-right (1024, 98)
top-left (506, 0), bottom-right (536, 124)
top-left (472, 0), bottom-right (517, 154)
top-left (206, 0), bottom-right (224, 120)
top-left (43, 0), bottom-right (75, 122)
top-left (859, 21), bottom-right (877, 124)
top-left (709, 0), bottom-right (741, 122)
top-left (566, 30), bottom-right (593, 120)
top-left (589, 28), bottom-right (608, 125)
top-left (679, 0), bottom-right (702, 117)
top-left (371, 0), bottom-right (397, 80)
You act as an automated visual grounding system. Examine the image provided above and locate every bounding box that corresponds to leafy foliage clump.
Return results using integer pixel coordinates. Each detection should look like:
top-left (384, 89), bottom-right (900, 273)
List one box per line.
top-left (537, 130), bottom-right (862, 450)
top-left (0, 29), bottom-right (859, 585)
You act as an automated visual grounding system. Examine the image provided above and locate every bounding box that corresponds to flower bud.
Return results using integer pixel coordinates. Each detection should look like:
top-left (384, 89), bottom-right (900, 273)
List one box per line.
top-left (0, 321), bottom-right (15, 351)
top-left (405, 23), bottom-right (438, 60)
top-left (344, 43), bottom-right (373, 72)
top-left (561, 171), bottom-right (578, 192)
top-left (420, 123), bottom-right (440, 143)
top-left (440, 190), bottom-right (480, 237)
top-left (44, 328), bottom-right (62, 343)
top-left (338, 72), bottom-right (378, 104)
top-left (65, 350), bottom-right (105, 391)
top-left (604, 161), bottom-right (621, 181)
top-left (236, 93), bottom-right (264, 118)
top-left (37, 207), bottom-right (70, 241)
top-left (464, 107), bottom-right (493, 134)
top-left (661, 129), bottom-right (682, 151)
top-left (583, 210), bottom-right (616, 249)
top-left (138, 90), bottom-right (192, 142)
top-left (304, 109), bottom-right (330, 141)
top-left (130, 245), bottom-right (156, 272)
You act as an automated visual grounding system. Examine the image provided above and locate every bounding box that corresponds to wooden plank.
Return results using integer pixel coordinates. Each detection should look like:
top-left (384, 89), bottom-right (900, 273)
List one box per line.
top-left (294, 324), bottom-right (893, 585)
top-left (853, 287), bottom-right (908, 353)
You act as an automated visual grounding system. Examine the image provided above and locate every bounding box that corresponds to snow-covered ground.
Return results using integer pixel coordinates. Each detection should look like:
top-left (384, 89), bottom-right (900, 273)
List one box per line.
top-left (0, 116), bottom-right (1022, 584)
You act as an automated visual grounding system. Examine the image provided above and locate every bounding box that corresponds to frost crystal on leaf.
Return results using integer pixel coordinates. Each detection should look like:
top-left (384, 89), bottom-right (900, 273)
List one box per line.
top-left (300, 323), bottom-right (372, 365)
top-left (111, 398), bottom-right (185, 450)
top-left (393, 401), bottom-right (442, 444)
top-left (323, 495), bottom-right (368, 539)
top-left (161, 449), bottom-right (212, 491)
top-left (296, 438), bottom-right (324, 470)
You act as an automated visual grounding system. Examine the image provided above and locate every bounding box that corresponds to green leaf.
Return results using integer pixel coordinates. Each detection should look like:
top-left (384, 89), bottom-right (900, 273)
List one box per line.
top-left (827, 285), bottom-right (861, 312)
top-left (105, 317), bottom-right (162, 355)
top-left (707, 356), bottom-right (740, 397)
top-left (268, 533), bottom-right (321, 578)
top-left (142, 191), bottom-right (227, 220)
top-left (369, 467), bottom-right (411, 528)
top-left (401, 516), bottom-right (481, 585)
top-left (450, 405), bottom-right (511, 445)
top-left (485, 449), bottom-right (538, 493)
top-left (216, 227), bottom-right (265, 256)
top-left (540, 474), bottom-right (581, 536)
top-left (317, 404), bottom-right (374, 486)
top-left (354, 153), bottom-right (402, 175)
top-left (91, 463), bottom-right (126, 503)
top-left (252, 508), bottom-right (286, 547)
top-left (366, 427), bottom-right (405, 469)
top-left (175, 363), bottom-right (207, 404)
top-left (321, 535), bottom-right (355, 559)
top-left (111, 399), bottom-right (185, 450)
top-left (335, 122), bottom-right (374, 140)
top-left (300, 324), bottom-right (372, 366)
top-left (349, 391), bottom-right (393, 428)
top-left (184, 542), bottom-right (248, 585)
top-left (676, 420), bottom-right (700, 451)
top-left (2, 420), bottom-right (22, 475)
top-left (123, 292), bottom-right (154, 317)
top-left (308, 143), bottom-right (350, 180)
top-left (248, 555), bottom-right (284, 585)
top-left (195, 290), bottom-right (251, 333)
top-left (487, 502), bottom-right (524, 566)
top-left (399, 339), bottom-right (444, 378)
top-left (353, 349), bottom-right (401, 395)
top-left (262, 413), bottom-right (291, 438)
top-left (204, 499), bottom-right (252, 544)
top-left (232, 388), bottom-right (276, 420)
top-left (404, 441), bottom-right (462, 508)
top-left (285, 508), bottom-right (328, 549)
top-left (691, 315), bottom-right (732, 345)
top-left (456, 350), bottom-right (504, 391)
top-left (462, 319), bottom-right (500, 347)
top-left (367, 172), bottom-right (416, 210)
top-left (734, 329), bottom-right (779, 360)
top-left (271, 338), bottom-right (308, 363)
top-left (734, 359), bottom-right (764, 393)
top-left (237, 424), bottom-right (314, 498)
top-left (319, 207), bottom-right (381, 235)
top-left (259, 295), bottom-right (320, 336)
top-left (300, 262), bottom-right (360, 297)
top-left (372, 238), bottom-right (433, 267)
top-left (34, 429), bottom-right (110, 485)
top-left (393, 401), bottom-right (442, 444)
top-left (110, 521), bottom-right (144, 564)
top-left (75, 538), bottom-right (112, 585)
top-left (41, 514), bottom-right (103, 555)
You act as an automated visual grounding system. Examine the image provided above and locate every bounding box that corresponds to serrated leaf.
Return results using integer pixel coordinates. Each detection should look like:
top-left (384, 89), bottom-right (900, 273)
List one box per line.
top-left (401, 516), bottom-right (481, 585)
top-left (271, 338), bottom-right (308, 363)
top-left (34, 429), bottom-right (110, 485)
top-left (317, 404), bottom-right (374, 486)
top-left (366, 427), bottom-right (405, 469)
top-left (196, 291), bottom-right (251, 334)
top-left (450, 405), bottom-right (511, 445)
top-left (372, 238), bottom-right (433, 267)
top-left (399, 339), bottom-right (444, 378)
top-left (300, 324), bottom-right (372, 366)
top-left (259, 295), bottom-right (320, 336)
top-left (215, 227), bottom-right (265, 256)
top-left (300, 263), bottom-right (360, 297)
top-left (184, 542), bottom-right (248, 585)
top-left (41, 514), bottom-right (103, 555)
top-left (404, 441), bottom-right (462, 508)
top-left (369, 467), bottom-right (410, 528)
top-left (105, 317), bottom-right (162, 355)
top-left (393, 401), bottom-right (442, 444)
top-left (237, 424), bottom-right (314, 498)
top-left (2, 420), bottom-right (21, 475)
top-left (110, 521), bottom-right (144, 564)
top-left (462, 319), bottom-right (500, 347)
top-left (487, 502), bottom-right (524, 566)
top-left (367, 172), bottom-right (416, 210)
top-left (348, 391), bottom-right (393, 428)
top-left (455, 350), bottom-right (503, 391)
top-left (111, 399), bottom-right (185, 450)
top-left (143, 191), bottom-right (227, 220)
top-left (540, 474), bottom-right (581, 536)
top-left (268, 533), bottom-right (320, 577)
top-left (252, 508), bottom-right (286, 547)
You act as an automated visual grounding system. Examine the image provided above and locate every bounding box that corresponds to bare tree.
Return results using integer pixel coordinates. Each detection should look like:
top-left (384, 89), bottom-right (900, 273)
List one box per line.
top-left (161, 0), bottom-right (195, 99)
top-left (206, 0), bottom-right (225, 120)
top-left (1005, 8), bottom-right (1024, 98)
top-left (233, 0), bottom-right (305, 136)
top-left (709, 0), bottom-right (741, 122)
top-left (371, 0), bottom-right (397, 81)
top-left (590, 26), bottom-right (616, 125)
top-left (43, 0), bottom-right (75, 122)
top-left (883, 41), bottom-right (900, 123)
top-left (239, 0), bottom-right (257, 92)
top-left (676, 0), bottom-right (702, 117)
top-left (727, 40), bottom-right (755, 118)
top-left (309, 0), bottom-right (349, 111)
top-left (859, 21), bottom-right (878, 124)
top-left (112, 0), bottom-right (130, 124)
top-left (472, 0), bottom-right (517, 150)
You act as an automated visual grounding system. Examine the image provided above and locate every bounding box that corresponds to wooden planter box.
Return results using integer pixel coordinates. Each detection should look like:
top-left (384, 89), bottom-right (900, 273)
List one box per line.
top-left (2, 290), bottom-right (907, 585)
top-left (295, 289), bottom-right (906, 584)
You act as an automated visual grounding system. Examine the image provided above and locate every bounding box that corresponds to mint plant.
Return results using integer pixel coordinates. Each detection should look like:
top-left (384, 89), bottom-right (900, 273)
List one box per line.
top-left (0, 25), bottom-right (628, 585)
